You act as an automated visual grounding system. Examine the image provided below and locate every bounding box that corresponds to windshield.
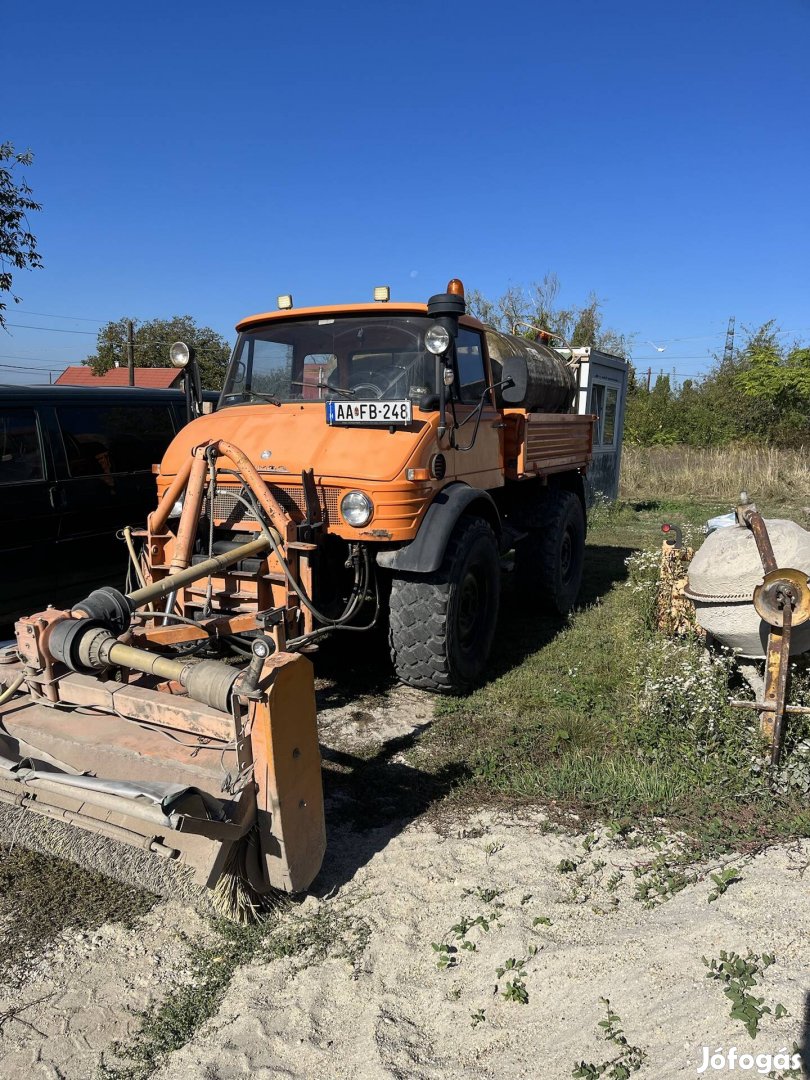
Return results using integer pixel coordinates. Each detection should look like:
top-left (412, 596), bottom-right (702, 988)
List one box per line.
top-left (220, 316), bottom-right (439, 406)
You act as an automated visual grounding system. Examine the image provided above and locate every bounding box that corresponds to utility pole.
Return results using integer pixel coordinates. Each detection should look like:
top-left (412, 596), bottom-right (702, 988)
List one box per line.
top-left (127, 319), bottom-right (135, 386)
top-left (646, 367), bottom-right (652, 391)
top-left (723, 315), bottom-right (736, 366)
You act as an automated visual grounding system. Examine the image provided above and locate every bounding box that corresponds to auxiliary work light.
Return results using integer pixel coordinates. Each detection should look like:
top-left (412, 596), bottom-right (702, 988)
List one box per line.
top-left (169, 341), bottom-right (191, 368)
top-left (425, 324), bottom-right (451, 355)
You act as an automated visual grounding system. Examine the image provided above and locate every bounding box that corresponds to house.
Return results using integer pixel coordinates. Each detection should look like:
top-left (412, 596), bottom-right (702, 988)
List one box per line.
top-left (55, 366), bottom-right (183, 389)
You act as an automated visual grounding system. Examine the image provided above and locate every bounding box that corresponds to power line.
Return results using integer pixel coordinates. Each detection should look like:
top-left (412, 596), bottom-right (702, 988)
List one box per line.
top-left (0, 362), bottom-right (61, 373)
top-left (5, 323), bottom-right (227, 355)
top-left (0, 358), bottom-right (69, 371)
top-left (15, 309), bottom-right (105, 323)
top-left (5, 323), bottom-right (98, 335)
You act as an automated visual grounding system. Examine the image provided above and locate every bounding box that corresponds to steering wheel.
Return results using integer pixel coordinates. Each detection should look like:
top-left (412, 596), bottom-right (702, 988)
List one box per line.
top-left (348, 380), bottom-right (386, 399)
top-left (346, 366), bottom-right (405, 399)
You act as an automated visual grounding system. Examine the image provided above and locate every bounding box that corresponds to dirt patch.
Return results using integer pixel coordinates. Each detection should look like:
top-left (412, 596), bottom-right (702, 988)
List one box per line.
top-left (0, 899), bottom-right (209, 1080)
top-left (151, 815), bottom-right (810, 1080)
top-left (0, 684), bottom-right (808, 1079)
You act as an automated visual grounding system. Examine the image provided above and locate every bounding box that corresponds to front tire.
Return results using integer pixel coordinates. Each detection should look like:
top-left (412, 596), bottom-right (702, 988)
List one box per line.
top-left (388, 516), bottom-right (500, 692)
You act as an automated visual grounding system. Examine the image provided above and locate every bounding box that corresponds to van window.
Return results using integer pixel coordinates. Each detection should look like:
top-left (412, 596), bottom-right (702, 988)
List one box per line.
top-left (0, 408), bottom-right (44, 484)
top-left (58, 404), bottom-right (176, 476)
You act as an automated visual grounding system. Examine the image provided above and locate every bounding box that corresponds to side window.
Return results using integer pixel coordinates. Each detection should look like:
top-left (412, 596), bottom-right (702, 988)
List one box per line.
top-left (58, 405), bottom-right (177, 476)
top-left (455, 327), bottom-right (487, 403)
top-left (0, 408), bottom-right (44, 485)
top-left (590, 383), bottom-right (618, 447)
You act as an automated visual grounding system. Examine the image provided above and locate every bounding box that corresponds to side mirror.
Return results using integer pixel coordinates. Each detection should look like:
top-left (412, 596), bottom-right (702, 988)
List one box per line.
top-left (500, 356), bottom-right (527, 404)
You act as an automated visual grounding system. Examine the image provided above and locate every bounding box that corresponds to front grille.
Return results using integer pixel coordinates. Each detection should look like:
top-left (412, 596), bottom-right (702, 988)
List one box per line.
top-left (205, 484), bottom-right (339, 526)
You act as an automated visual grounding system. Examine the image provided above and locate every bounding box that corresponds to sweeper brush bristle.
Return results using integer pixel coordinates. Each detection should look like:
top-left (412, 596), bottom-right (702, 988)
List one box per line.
top-left (0, 804), bottom-right (209, 909)
top-left (0, 807), bottom-right (286, 925)
top-left (210, 831), bottom-right (285, 924)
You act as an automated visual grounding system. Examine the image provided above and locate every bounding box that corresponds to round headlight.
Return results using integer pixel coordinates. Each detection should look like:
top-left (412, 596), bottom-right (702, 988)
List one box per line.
top-left (169, 341), bottom-right (191, 368)
top-left (425, 324), bottom-right (451, 355)
top-left (341, 490), bottom-right (373, 527)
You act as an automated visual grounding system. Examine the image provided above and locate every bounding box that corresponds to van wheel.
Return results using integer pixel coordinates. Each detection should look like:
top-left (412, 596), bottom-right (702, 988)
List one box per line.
top-left (388, 516), bottom-right (500, 693)
top-left (514, 489), bottom-right (585, 615)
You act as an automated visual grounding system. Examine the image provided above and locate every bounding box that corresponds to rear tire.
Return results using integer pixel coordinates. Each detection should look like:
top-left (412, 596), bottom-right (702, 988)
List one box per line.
top-left (514, 488), bottom-right (585, 615)
top-left (388, 516), bottom-right (500, 692)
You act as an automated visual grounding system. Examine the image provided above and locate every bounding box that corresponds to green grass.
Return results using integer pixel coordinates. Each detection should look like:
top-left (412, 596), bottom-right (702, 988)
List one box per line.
top-left (0, 846), bottom-right (156, 987)
top-left (415, 496), bottom-right (810, 849)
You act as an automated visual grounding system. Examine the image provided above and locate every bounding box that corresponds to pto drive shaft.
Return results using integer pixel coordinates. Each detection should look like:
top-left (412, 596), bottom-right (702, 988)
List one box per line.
top-left (46, 532), bottom-right (275, 712)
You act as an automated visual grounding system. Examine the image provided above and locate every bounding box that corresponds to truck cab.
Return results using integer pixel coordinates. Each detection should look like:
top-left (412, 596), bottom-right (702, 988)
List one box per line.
top-left (145, 281), bottom-right (628, 691)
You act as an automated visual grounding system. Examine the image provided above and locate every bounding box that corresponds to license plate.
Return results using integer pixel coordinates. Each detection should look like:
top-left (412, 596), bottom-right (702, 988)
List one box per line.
top-left (326, 399), bottom-right (413, 425)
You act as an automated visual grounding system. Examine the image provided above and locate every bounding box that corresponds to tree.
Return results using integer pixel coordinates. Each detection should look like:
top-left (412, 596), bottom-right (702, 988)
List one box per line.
top-left (732, 322), bottom-right (810, 445)
top-left (0, 143), bottom-right (43, 331)
top-left (467, 273), bottom-right (631, 356)
top-left (623, 321), bottom-right (810, 448)
top-left (84, 315), bottom-right (232, 390)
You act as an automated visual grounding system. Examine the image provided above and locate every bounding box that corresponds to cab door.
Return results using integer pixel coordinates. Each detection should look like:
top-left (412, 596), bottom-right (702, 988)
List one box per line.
top-left (446, 327), bottom-right (503, 490)
top-left (0, 404), bottom-right (59, 625)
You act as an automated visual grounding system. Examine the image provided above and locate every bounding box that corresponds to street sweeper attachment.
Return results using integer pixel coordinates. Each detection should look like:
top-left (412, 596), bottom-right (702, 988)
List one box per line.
top-left (0, 514), bottom-right (326, 920)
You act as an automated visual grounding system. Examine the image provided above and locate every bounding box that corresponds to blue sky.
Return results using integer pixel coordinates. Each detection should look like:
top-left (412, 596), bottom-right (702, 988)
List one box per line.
top-left (3, 0), bottom-right (809, 385)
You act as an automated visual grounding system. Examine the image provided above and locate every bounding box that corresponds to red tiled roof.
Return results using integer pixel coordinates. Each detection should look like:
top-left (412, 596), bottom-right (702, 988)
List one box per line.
top-left (55, 365), bottom-right (182, 388)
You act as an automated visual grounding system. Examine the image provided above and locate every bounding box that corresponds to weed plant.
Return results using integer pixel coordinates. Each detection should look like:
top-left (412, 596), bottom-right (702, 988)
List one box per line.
top-left (702, 951), bottom-right (788, 1039)
top-left (100, 899), bottom-right (372, 1080)
top-left (572, 998), bottom-right (647, 1078)
top-left (417, 499), bottom-right (810, 849)
top-left (621, 445), bottom-right (810, 504)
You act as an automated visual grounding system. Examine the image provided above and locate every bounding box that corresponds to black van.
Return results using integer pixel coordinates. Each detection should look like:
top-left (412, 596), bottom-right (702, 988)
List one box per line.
top-left (0, 385), bottom-right (198, 626)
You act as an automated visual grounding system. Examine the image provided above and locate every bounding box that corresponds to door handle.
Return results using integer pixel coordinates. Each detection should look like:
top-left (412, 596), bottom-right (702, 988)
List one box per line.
top-left (48, 485), bottom-right (64, 510)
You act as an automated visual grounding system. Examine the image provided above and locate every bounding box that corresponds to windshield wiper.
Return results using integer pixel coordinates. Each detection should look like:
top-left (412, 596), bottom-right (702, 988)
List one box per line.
top-left (288, 379), bottom-right (355, 398)
top-left (245, 391), bottom-right (281, 406)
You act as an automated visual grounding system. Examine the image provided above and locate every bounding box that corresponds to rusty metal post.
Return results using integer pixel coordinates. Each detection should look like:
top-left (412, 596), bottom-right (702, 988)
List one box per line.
top-left (170, 449), bottom-right (209, 575)
top-left (741, 505), bottom-right (810, 766)
top-left (148, 455), bottom-right (194, 535)
top-left (214, 440), bottom-right (295, 540)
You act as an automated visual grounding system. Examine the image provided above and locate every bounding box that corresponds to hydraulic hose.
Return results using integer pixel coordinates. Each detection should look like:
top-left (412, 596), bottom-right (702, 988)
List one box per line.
top-left (122, 526), bottom-right (153, 612)
top-left (286, 548), bottom-right (381, 649)
top-left (229, 486), bottom-right (380, 648)
top-left (232, 487), bottom-right (368, 629)
top-left (0, 673), bottom-right (25, 706)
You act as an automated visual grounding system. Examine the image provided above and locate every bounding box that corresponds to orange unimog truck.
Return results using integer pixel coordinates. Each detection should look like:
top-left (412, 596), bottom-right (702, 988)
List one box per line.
top-left (0, 279), bottom-right (628, 911)
top-left (142, 278), bottom-right (619, 693)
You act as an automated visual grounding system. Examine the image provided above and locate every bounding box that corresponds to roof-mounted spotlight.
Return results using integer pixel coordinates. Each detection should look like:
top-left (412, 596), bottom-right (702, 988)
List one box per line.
top-left (277, 294), bottom-right (293, 310)
top-left (373, 285), bottom-right (390, 303)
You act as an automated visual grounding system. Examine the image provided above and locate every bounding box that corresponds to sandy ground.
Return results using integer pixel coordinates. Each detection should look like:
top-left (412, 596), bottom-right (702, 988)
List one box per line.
top-left (0, 682), bottom-right (808, 1080)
